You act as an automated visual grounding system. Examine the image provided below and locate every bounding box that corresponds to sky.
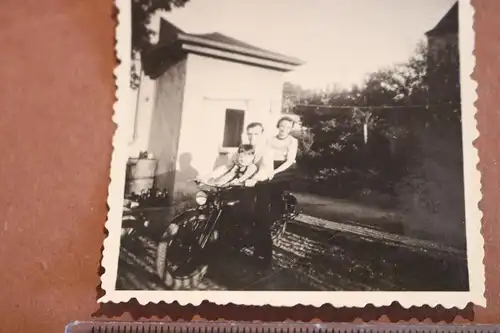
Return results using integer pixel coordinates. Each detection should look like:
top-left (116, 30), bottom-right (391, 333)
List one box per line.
top-left (163, 0), bottom-right (456, 90)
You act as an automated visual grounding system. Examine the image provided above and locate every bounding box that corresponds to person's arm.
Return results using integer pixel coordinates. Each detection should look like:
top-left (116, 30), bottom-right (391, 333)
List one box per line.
top-left (198, 164), bottom-right (231, 183)
top-left (251, 149), bottom-right (274, 181)
top-left (234, 164), bottom-right (258, 183)
top-left (272, 138), bottom-right (298, 175)
top-left (213, 165), bottom-right (237, 185)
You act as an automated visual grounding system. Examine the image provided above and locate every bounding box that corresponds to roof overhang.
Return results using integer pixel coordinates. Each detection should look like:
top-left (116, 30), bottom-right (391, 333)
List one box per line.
top-left (142, 30), bottom-right (304, 78)
top-left (177, 33), bottom-right (304, 70)
top-left (180, 42), bottom-right (301, 72)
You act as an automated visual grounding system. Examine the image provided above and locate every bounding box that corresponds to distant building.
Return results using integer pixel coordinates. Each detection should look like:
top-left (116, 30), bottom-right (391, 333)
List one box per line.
top-left (417, 1), bottom-right (466, 250)
top-left (129, 18), bottom-right (303, 198)
top-left (425, 2), bottom-right (460, 106)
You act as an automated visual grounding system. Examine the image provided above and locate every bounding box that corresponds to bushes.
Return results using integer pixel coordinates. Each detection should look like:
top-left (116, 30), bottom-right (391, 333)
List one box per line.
top-left (290, 104), bottom-right (467, 246)
top-left (292, 107), bottom-right (417, 204)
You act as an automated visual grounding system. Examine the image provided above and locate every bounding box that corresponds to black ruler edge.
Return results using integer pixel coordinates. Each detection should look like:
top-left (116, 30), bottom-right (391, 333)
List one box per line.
top-left (66, 321), bottom-right (500, 333)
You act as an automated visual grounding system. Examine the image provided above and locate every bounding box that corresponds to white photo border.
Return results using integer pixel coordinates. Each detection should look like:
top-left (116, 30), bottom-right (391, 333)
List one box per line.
top-left (99, 0), bottom-right (486, 308)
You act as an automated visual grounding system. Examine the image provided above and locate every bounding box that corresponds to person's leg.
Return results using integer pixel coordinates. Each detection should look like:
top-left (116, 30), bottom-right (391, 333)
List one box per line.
top-left (252, 181), bottom-right (273, 269)
top-left (232, 186), bottom-right (251, 210)
top-left (268, 172), bottom-right (291, 216)
top-left (228, 187), bottom-right (255, 224)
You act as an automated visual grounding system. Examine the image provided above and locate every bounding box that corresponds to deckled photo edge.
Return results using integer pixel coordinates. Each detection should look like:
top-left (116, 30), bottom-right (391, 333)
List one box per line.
top-left (458, 0), bottom-right (486, 307)
top-left (98, 0), bottom-right (486, 308)
top-left (100, 0), bottom-right (133, 302)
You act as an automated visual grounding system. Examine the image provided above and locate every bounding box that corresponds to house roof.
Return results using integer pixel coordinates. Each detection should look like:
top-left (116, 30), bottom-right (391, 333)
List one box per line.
top-left (425, 2), bottom-right (458, 36)
top-left (180, 31), bottom-right (303, 66)
top-left (142, 19), bottom-right (304, 78)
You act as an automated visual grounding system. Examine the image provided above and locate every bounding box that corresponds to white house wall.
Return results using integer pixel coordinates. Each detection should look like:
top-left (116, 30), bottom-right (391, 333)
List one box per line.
top-left (147, 59), bottom-right (188, 192)
top-left (128, 70), bottom-right (157, 156)
top-left (175, 53), bottom-right (286, 183)
top-left (128, 12), bottom-right (162, 156)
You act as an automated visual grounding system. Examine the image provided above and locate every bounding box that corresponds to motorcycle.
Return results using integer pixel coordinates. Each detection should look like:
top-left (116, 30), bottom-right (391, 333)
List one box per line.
top-left (156, 180), bottom-right (299, 290)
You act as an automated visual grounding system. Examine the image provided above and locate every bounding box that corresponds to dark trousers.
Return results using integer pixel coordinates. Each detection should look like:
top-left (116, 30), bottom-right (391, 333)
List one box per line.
top-left (252, 181), bottom-right (273, 263)
top-left (269, 163), bottom-right (295, 213)
top-left (252, 165), bottom-right (297, 263)
top-left (226, 187), bottom-right (256, 222)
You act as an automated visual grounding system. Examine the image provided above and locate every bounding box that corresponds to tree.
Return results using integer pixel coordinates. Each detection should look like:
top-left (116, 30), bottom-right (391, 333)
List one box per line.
top-left (131, 0), bottom-right (190, 88)
top-left (362, 40), bottom-right (428, 106)
top-left (283, 41), bottom-right (431, 200)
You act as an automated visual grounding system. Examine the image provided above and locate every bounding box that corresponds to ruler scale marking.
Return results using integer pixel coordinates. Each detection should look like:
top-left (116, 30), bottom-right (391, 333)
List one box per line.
top-left (66, 323), bottom-right (500, 333)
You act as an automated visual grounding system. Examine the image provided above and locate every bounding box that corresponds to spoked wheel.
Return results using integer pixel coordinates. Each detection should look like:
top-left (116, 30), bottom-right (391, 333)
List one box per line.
top-left (269, 192), bottom-right (298, 245)
top-left (156, 210), bottom-right (212, 290)
top-left (270, 218), bottom-right (287, 245)
top-left (269, 202), bottom-right (288, 245)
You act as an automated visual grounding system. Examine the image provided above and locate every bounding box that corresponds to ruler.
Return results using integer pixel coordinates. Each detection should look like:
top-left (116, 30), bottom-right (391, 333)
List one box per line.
top-left (66, 322), bottom-right (500, 333)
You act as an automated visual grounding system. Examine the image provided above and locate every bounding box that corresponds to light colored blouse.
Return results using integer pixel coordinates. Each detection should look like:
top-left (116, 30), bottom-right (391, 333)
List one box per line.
top-left (269, 135), bottom-right (298, 162)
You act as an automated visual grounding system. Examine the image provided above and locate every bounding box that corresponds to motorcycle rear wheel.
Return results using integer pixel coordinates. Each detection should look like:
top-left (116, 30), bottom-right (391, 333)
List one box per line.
top-left (156, 209), bottom-right (211, 290)
top-left (269, 192), bottom-right (298, 244)
top-left (270, 218), bottom-right (287, 245)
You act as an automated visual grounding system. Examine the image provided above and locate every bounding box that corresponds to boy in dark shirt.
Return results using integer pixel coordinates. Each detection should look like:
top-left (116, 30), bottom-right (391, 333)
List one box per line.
top-left (206, 144), bottom-right (258, 186)
top-left (201, 144), bottom-right (259, 226)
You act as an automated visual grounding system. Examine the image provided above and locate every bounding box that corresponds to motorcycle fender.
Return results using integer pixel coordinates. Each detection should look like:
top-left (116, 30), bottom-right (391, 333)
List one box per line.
top-left (159, 208), bottom-right (210, 240)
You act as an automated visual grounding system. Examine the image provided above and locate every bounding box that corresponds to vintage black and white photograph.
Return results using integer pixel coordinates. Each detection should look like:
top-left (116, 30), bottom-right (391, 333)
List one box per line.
top-left (100, 0), bottom-right (485, 307)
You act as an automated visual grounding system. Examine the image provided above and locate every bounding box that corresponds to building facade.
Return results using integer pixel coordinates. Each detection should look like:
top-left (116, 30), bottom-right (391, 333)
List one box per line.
top-left (425, 2), bottom-right (460, 106)
top-left (128, 18), bottom-right (303, 198)
top-left (416, 1), bottom-right (466, 250)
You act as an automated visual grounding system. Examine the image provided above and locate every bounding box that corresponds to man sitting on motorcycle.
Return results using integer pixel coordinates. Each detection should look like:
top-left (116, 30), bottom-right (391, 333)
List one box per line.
top-left (240, 118), bottom-right (298, 271)
top-left (197, 122), bottom-right (275, 271)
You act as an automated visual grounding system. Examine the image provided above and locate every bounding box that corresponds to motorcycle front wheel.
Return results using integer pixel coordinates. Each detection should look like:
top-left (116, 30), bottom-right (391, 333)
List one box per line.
top-left (156, 209), bottom-right (212, 290)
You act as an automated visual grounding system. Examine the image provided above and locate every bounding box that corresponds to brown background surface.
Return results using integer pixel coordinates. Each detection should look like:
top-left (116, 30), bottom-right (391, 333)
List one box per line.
top-left (0, 0), bottom-right (499, 332)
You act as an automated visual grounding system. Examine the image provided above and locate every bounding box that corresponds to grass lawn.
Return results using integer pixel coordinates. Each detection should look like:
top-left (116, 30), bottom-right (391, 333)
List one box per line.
top-left (292, 192), bottom-right (405, 234)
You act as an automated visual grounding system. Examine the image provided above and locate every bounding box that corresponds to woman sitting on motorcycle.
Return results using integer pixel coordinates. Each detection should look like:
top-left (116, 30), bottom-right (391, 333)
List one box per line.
top-left (270, 116), bottom-right (298, 178)
top-left (268, 116), bottom-right (299, 209)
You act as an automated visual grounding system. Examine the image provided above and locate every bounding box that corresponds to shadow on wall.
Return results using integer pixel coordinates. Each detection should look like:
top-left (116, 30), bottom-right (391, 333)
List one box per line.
top-left (154, 152), bottom-right (200, 202)
top-left (155, 152), bottom-right (243, 208)
top-left (213, 152), bottom-right (236, 170)
top-left (178, 152), bottom-right (199, 181)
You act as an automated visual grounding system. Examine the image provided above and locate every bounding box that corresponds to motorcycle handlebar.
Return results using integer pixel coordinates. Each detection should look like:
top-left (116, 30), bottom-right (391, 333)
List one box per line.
top-left (192, 179), bottom-right (244, 189)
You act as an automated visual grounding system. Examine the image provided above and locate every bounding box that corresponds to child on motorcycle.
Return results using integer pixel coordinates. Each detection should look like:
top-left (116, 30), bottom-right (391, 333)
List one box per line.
top-left (202, 144), bottom-right (258, 187)
top-left (199, 144), bottom-right (259, 225)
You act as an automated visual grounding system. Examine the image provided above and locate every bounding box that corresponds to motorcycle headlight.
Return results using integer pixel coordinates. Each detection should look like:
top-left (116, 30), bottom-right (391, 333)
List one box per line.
top-left (195, 191), bottom-right (208, 205)
top-left (166, 223), bottom-right (179, 236)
